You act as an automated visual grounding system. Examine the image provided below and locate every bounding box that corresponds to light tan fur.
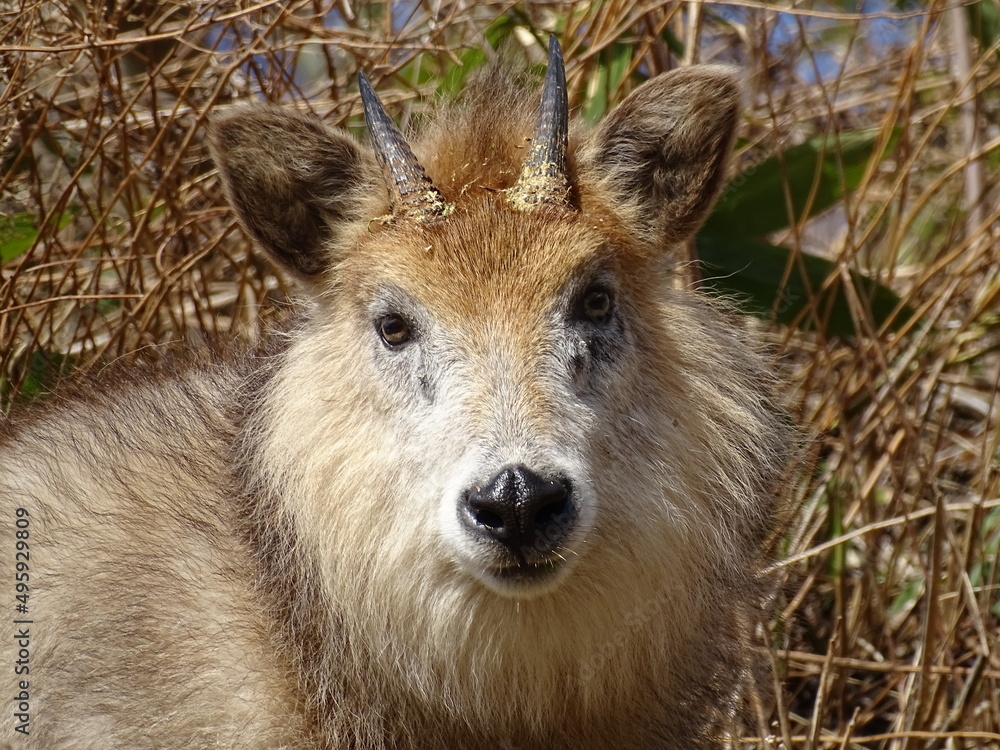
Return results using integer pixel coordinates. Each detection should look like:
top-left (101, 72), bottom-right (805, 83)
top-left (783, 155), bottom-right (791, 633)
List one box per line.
top-left (2, 62), bottom-right (792, 749)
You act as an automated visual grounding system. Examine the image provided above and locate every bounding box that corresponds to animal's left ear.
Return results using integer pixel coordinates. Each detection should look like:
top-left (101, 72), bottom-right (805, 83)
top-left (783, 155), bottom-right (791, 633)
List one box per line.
top-left (579, 65), bottom-right (741, 248)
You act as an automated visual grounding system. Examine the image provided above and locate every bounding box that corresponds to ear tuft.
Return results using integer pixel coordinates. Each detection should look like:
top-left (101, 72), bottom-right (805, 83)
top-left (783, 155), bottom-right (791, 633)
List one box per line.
top-left (580, 65), bottom-right (742, 248)
top-left (209, 107), bottom-right (379, 278)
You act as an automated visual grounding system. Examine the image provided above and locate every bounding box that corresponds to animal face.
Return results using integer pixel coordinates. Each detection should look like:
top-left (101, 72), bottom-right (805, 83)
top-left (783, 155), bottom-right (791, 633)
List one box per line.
top-left (210, 39), bottom-right (785, 635)
top-left (335, 205), bottom-right (634, 596)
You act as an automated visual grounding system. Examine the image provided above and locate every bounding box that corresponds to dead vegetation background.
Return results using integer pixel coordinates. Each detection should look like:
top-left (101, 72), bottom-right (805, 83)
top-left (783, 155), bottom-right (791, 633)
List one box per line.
top-left (1, 1), bottom-right (998, 747)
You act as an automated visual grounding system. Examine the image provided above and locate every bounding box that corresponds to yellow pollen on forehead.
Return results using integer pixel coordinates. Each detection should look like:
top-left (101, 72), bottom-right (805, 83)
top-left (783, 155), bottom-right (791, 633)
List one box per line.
top-left (403, 191), bottom-right (455, 224)
top-left (506, 161), bottom-right (571, 211)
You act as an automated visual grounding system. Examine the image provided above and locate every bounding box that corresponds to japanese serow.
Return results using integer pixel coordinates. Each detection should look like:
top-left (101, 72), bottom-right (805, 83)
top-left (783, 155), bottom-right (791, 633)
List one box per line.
top-left (1, 38), bottom-right (792, 749)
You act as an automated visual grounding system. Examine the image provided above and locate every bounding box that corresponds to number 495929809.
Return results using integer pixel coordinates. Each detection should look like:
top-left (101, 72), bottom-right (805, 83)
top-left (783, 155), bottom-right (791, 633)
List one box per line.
top-left (14, 508), bottom-right (29, 614)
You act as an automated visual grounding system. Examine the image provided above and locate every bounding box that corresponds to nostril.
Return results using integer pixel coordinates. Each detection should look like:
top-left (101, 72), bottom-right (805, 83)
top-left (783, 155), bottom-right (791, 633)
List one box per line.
top-left (534, 496), bottom-right (570, 529)
top-left (473, 508), bottom-right (506, 531)
top-left (464, 477), bottom-right (518, 545)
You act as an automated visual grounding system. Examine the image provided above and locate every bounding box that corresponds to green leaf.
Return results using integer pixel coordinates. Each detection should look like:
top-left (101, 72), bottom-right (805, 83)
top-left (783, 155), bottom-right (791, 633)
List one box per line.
top-left (888, 578), bottom-right (924, 619)
top-left (483, 13), bottom-right (517, 50)
top-left (1, 213), bottom-right (40, 263)
top-left (659, 25), bottom-right (685, 57)
top-left (970, 506), bottom-right (1000, 593)
top-left (607, 42), bottom-right (632, 99)
top-left (1, 350), bottom-right (76, 408)
top-left (435, 14), bottom-right (526, 99)
top-left (696, 234), bottom-right (906, 337)
top-left (397, 56), bottom-right (434, 88)
top-left (437, 47), bottom-right (488, 97)
top-left (967, 1), bottom-right (1000, 55)
top-left (1, 210), bottom-right (77, 263)
top-left (582, 43), bottom-right (633, 124)
top-left (705, 129), bottom-right (898, 239)
top-left (582, 55), bottom-right (609, 124)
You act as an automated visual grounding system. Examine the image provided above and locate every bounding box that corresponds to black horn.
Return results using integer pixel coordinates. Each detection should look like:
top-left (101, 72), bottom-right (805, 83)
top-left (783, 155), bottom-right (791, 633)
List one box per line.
top-left (358, 72), bottom-right (452, 224)
top-left (508, 35), bottom-right (571, 211)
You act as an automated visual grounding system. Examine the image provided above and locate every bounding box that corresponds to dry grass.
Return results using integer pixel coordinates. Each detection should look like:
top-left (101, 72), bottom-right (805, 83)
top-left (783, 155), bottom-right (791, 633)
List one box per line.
top-left (2, 1), bottom-right (998, 747)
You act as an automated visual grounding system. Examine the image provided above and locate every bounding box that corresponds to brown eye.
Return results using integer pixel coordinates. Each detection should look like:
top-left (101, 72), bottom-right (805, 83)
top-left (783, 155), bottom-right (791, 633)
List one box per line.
top-left (377, 314), bottom-right (411, 347)
top-left (581, 287), bottom-right (613, 325)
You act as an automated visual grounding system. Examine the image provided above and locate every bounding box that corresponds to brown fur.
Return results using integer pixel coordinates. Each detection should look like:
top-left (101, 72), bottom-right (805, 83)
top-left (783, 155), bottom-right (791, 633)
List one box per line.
top-left (2, 62), bottom-right (792, 749)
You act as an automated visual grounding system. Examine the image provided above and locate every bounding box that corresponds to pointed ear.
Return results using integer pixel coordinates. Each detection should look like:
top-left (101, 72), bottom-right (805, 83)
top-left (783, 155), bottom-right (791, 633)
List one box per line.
top-left (580, 65), bottom-right (741, 247)
top-left (208, 107), bottom-right (380, 278)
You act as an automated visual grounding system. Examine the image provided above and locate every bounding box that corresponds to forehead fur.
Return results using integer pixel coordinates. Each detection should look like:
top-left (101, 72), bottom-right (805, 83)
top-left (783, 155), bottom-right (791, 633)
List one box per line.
top-left (342, 196), bottom-right (617, 325)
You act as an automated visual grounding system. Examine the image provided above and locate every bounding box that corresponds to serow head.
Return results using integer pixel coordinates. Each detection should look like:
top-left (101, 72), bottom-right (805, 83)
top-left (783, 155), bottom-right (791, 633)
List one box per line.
top-left (207, 37), bottom-right (782, 606)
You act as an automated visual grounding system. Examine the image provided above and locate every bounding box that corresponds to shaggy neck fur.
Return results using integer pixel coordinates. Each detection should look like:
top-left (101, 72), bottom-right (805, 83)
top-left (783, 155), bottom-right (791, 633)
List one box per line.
top-left (237, 327), bottom-right (766, 749)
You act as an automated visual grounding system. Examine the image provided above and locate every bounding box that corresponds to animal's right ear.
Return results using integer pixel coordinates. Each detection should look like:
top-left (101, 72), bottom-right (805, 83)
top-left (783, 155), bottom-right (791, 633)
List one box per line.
top-left (579, 65), bottom-right (742, 249)
top-left (209, 107), bottom-right (380, 278)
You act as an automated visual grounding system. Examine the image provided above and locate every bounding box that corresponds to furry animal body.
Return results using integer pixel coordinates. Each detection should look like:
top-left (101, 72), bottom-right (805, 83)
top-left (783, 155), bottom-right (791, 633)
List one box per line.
top-left (1, 39), bottom-right (792, 749)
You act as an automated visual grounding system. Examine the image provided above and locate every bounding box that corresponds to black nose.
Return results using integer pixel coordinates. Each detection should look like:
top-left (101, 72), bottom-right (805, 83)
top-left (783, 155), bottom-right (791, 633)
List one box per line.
top-left (462, 466), bottom-right (575, 558)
